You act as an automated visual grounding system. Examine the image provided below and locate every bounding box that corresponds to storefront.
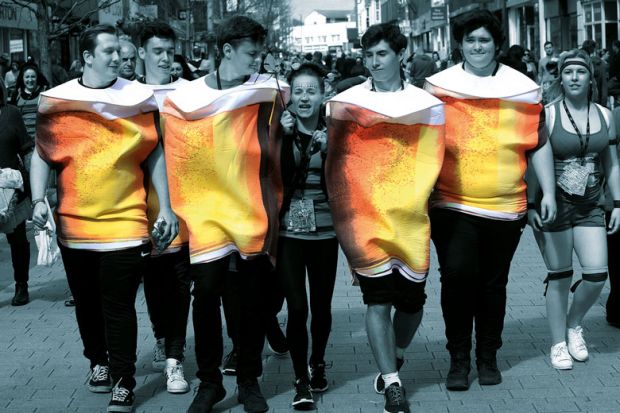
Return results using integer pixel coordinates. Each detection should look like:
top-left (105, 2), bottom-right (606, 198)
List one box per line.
top-left (579, 0), bottom-right (619, 49)
top-left (0, 1), bottom-right (37, 63)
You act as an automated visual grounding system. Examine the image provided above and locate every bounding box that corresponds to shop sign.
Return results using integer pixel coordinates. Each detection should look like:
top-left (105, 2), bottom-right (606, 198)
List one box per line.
top-left (431, 6), bottom-right (447, 21)
top-left (0, 1), bottom-right (37, 31)
top-left (10, 38), bottom-right (23, 53)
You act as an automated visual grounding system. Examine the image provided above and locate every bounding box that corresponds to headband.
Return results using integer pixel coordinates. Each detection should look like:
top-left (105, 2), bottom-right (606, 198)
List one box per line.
top-left (560, 59), bottom-right (591, 74)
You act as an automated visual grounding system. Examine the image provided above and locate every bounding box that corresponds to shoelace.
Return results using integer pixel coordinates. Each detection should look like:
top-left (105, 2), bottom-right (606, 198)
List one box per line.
top-left (385, 385), bottom-right (404, 404)
top-left (154, 344), bottom-right (166, 361)
top-left (552, 345), bottom-right (570, 361)
top-left (167, 365), bottom-right (184, 381)
top-left (571, 328), bottom-right (587, 351)
top-left (111, 386), bottom-right (130, 402)
top-left (294, 382), bottom-right (312, 398)
top-left (92, 365), bottom-right (109, 381)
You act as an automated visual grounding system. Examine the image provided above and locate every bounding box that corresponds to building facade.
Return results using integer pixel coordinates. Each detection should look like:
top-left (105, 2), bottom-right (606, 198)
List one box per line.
top-left (289, 9), bottom-right (356, 54)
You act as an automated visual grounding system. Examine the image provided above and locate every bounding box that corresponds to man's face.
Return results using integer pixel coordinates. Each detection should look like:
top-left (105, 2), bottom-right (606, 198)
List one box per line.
top-left (225, 39), bottom-right (263, 76)
top-left (119, 45), bottom-right (137, 78)
top-left (364, 40), bottom-right (402, 82)
top-left (140, 36), bottom-right (175, 80)
top-left (84, 33), bottom-right (120, 83)
top-left (545, 43), bottom-right (554, 56)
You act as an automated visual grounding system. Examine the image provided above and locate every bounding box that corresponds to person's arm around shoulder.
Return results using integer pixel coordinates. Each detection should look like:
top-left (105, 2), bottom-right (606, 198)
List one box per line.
top-left (527, 104), bottom-right (556, 229)
top-left (146, 142), bottom-right (179, 247)
top-left (601, 106), bottom-right (620, 234)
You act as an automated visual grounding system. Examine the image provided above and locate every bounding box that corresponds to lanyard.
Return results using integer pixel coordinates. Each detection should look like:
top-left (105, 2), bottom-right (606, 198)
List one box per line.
top-left (292, 130), bottom-right (318, 198)
top-left (562, 98), bottom-right (590, 161)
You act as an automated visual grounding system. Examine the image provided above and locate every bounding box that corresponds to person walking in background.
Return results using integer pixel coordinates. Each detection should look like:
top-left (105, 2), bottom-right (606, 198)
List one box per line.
top-left (30, 24), bottom-right (178, 413)
top-left (408, 47), bottom-right (437, 88)
top-left (4, 60), bottom-right (20, 96)
top-left (424, 10), bottom-right (556, 391)
top-left (0, 78), bottom-right (33, 307)
top-left (528, 49), bottom-right (620, 369)
top-left (539, 41), bottom-right (559, 84)
top-left (10, 63), bottom-right (48, 140)
top-left (118, 40), bottom-right (139, 81)
top-left (582, 40), bottom-right (608, 107)
top-left (327, 22), bottom-right (445, 413)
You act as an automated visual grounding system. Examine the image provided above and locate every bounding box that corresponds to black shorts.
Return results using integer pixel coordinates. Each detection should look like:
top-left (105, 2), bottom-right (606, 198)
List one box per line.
top-left (541, 200), bottom-right (605, 232)
top-left (357, 270), bottom-right (427, 314)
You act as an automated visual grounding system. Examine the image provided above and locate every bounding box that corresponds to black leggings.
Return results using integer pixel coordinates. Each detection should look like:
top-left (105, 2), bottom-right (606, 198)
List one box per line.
top-left (607, 211), bottom-right (620, 320)
top-left (5, 221), bottom-right (30, 283)
top-left (275, 236), bottom-right (338, 380)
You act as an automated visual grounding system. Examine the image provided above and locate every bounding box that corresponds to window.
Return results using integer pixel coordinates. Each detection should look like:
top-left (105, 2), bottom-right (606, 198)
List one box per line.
top-left (584, 1), bottom-right (619, 48)
top-left (305, 37), bottom-right (312, 44)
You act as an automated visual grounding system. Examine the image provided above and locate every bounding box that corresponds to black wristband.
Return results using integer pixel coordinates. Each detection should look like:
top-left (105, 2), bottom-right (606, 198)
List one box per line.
top-left (614, 200), bottom-right (620, 208)
top-left (31, 198), bottom-right (45, 209)
top-left (527, 202), bottom-right (536, 210)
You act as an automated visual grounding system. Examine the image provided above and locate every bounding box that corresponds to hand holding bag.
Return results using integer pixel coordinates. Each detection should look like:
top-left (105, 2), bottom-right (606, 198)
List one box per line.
top-left (34, 198), bottom-right (60, 267)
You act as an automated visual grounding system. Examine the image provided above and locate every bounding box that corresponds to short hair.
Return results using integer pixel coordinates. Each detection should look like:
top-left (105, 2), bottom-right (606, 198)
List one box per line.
top-left (544, 41), bottom-right (553, 48)
top-left (453, 10), bottom-right (504, 49)
top-left (139, 21), bottom-right (177, 48)
top-left (216, 15), bottom-right (267, 52)
top-left (287, 62), bottom-right (326, 94)
top-left (581, 39), bottom-right (597, 55)
top-left (79, 24), bottom-right (117, 65)
top-left (361, 22), bottom-right (407, 54)
top-left (119, 40), bottom-right (137, 54)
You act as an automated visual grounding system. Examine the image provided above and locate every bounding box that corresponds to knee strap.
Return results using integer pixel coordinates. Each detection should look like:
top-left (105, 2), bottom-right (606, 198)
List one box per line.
top-left (571, 271), bottom-right (608, 293)
top-left (543, 269), bottom-right (573, 296)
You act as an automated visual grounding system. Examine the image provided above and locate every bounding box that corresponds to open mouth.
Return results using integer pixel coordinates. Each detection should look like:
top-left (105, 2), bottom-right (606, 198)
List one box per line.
top-left (298, 104), bottom-right (312, 110)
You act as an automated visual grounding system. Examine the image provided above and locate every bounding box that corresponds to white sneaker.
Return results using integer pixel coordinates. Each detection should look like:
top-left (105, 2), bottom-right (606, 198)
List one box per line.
top-left (152, 338), bottom-right (166, 370)
top-left (567, 326), bottom-right (589, 361)
top-left (165, 359), bottom-right (189, 394)
top-left (550, 342), bottom-right (573, 370)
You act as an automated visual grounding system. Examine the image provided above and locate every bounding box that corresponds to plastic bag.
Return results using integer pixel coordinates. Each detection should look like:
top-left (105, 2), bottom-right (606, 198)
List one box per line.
top-left (34, 198), bottom-right (60, 267)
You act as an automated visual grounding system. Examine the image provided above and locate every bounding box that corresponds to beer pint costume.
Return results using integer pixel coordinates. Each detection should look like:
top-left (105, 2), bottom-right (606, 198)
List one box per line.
top-left (162, 73), bottom-right (288, 264)
top-left (35, 77), bottom-right (160, 392)
top-left (424, 63), bottom-right (547, 364)
top-left (326, 78), bottom-right (445, 282)
top-left (162, 73), bottom-right (289, 388)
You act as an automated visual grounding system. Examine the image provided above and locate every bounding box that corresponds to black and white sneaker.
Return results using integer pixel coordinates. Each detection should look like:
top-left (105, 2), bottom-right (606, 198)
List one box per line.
top-left (292, 379), bottom-right (314, 410)
top-left (88, 364), bottom-right (112, 393)
top-left (309, 362), bottom-right (328, 392)
top-left (222, 349), bottom-right (238, 376)
top-left (107, 379), bottom-right (134, 413)
top-left (374, 357), bottom-right (404, 394)
top-left (384, 383), bottom-right (409, 413)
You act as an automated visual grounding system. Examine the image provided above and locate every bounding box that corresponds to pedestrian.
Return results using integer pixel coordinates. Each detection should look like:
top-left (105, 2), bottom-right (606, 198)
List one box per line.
top-left (539, 41), bottom-right (559, 84)
top-left (136, 21), bottom-right (192, 395)
top-left (30, 24), bottom-right (178, 413)
top-left (10, 63), bottom-right (48, 140)
top-left (171, 54), bottom-right (195, 81)
top-left (118, 39), bottom-right (138, 81)
top-left (0, 78), bottom-right (33, 307)
top-left (523, 48), bottom-right (538, 81)
top-left (527, 49), bottom-right (620, 369)
top-left (162, 15), bottom-right (288, 413)
top-left (409, 48), bottom-right (437, 88)
top-left (275, 62), bottom-right (337, 410)
top-left (4, 60), bottom-right (20, 95)
top-left (581, 40), bottom-right (608, 107)
top-left (424, 9), bottom-right (556, 391)
top-left (326, 22), bottom-right (445, 413)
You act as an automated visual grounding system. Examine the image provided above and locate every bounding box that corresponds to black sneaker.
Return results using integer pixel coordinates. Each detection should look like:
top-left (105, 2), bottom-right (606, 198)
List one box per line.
top-left (237, 379), bottom-right (268, 413)
top-left (477, 357), bottom-right (502, 385)
top-left (373, 357), bottom-right (404, 394)
top-left (88, 364), bottom-right (112, 393)
top-left (384, 383), bottom-right (409, 413)
top-left (107, 380), bottom-right (134, 413)
top-left (11, 282), bottom-right (29, 306)
top-left (292, 378), bottom-right (314, 410)
top-left (309, 362), bottom-right (328, 392)
top-left (187, 382), bottom-right (226, 413)
top-left (223, 349), bottom-right (238, 376)
top-left (446, 356), bottom-right (470, 391)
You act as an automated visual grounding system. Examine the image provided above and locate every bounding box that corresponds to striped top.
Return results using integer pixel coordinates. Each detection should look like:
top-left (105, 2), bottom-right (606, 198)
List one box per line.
top-left (425, 63), bottom-right (546, 221)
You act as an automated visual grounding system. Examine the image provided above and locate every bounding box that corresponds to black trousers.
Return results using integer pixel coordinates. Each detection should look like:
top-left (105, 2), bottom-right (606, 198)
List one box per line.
top-left (607, 211), bottom-right (620, 322)
top-left (430, 208), bottom-right (525, 358)
top-left (143, 247), bottom-right (191, 361)
top-left (59, 243), bottom-right (149, 390)
top-left (192, 254), bottom-right (269, 384)
top-left (274, 236), bottom-right (338, 380)
top-left (5, 221), bottom-right (30, 283)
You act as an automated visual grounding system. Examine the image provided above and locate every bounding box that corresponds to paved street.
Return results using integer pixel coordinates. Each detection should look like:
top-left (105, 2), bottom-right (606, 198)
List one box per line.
top-left (1, 226), bottom-right (619, 413)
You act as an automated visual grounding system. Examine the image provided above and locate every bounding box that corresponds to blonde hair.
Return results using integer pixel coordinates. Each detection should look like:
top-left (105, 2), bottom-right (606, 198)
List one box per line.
top-left (546, 49), bottom-right (598, 104)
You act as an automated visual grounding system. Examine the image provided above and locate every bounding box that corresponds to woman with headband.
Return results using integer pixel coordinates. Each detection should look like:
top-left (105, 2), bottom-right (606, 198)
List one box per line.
top-left (528, 50), bottom-right (620, 369)
top-left (527, 49), bottom-right (620, 370)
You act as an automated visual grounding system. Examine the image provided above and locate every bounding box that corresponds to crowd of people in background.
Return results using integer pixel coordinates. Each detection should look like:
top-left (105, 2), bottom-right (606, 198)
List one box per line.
top-left (1, 10), bottom-right (620, 413)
